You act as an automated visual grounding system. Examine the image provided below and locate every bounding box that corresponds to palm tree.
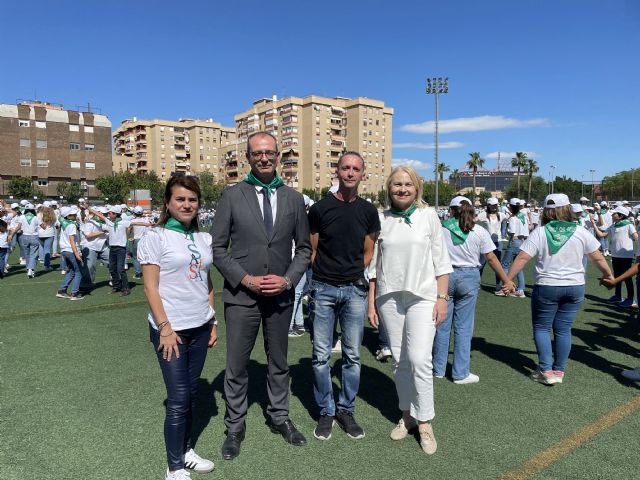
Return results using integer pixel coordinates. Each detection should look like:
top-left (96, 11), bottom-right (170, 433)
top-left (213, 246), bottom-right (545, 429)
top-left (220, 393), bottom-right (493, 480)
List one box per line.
top-left (511, 152), bottom-right (528, 198)
top-left (524, 158), bottom-right (539, 202)
top-left (467, 152), bottom-right (485, 203)
top-left (450, 168), bottom-right (460, 190)
top-left (436, 163), bottom-right (450, 182)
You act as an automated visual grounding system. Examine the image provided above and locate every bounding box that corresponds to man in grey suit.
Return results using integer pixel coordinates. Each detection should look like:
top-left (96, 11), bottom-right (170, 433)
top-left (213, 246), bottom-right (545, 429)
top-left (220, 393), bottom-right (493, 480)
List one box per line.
top-left (211, 131), bottom-right (311, 460)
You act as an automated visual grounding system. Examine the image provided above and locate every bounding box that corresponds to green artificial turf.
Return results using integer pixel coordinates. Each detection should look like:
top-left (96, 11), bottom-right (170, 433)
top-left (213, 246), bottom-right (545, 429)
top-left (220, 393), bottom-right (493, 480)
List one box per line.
top-left (1, 251), bottom-right (639, 480)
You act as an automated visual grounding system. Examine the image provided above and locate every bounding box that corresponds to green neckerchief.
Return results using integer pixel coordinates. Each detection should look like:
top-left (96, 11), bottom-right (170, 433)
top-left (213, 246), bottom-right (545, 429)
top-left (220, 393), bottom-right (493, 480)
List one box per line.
top-left (544, 221), bottom-right (577, 254)
top-left (92, 216), bottom-right (105, 224)
top-left (59, 217), bottom-right (75, 232)
top-left (389, 203), bottom-right (417, 225)
top-left (516, 212), bottom-right (526, 225)
top-left (614, 219), bottom-right (632, 228)
top-left (581, 211), bottom-right (588, 219)
top-left (243, 171), bottom-right (284, 197)
top-left (443, 217), bottom-right (469, 246)
top-left (111, 217), bottom-right (122, 232)
top-left (163, 217), bottom-right (194, 241)
top-left (600, 208), bottom-right (608, 214)
top-left (24, 212), bottom-right (35, 224)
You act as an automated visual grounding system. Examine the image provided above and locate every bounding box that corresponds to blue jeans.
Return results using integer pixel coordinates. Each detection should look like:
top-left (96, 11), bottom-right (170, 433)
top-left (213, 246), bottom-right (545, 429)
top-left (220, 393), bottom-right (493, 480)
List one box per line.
top-left (433, 267), bottom-right (481, 380)
top-left (131, 239), bottom-right (142, 276)
top-left (81, 247), bottom-right (110, 288)
top-left (479, 239), bottom-right (503, 286)
top-left (109, 246), bottom-right (129, 291)
top-left (289, 269), bottom-right (307, 330)
top-left (22, 235), bottom-right (39, 271)
top-left (59, 251), bottom-right (82, 294)
top-left (531, 284), bottom-right (584, 372)
top-left (599, 236), bottom-right (609, 252)
top-left (309, 279), bottom-right (367, 416)
top-left (0, 248), bottom-right (7, 277)
top-left (499, 238), bottom-right (525, 292)
top-left (39, 236), bottom-right (54, 268)
top-left (150, 323), bottom-right (210, 471)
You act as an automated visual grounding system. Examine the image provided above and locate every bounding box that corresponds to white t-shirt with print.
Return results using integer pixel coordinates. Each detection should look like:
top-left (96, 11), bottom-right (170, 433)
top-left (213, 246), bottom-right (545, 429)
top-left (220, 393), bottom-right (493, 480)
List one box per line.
top-left (520, 225), bottom-right (601, 286)
top-left (137, 227), bottom-right (215, 331)
top-left (607, 223), bottom-right (637, 259)
top-left (443, 224), bottom-right (496, 268)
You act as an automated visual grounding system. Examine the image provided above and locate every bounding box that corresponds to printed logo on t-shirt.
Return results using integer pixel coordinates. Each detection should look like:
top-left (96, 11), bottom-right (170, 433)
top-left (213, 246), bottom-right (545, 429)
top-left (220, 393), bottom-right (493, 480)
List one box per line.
top-left (187, 241), bottom-right (205, 281)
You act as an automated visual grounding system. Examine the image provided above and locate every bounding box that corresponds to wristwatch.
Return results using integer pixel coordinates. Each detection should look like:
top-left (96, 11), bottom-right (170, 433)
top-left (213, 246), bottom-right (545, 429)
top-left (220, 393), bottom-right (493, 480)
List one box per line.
top-left (436, 293), bottom-right (450, 301)
top-left (284, 276), bottom-right (293, 290)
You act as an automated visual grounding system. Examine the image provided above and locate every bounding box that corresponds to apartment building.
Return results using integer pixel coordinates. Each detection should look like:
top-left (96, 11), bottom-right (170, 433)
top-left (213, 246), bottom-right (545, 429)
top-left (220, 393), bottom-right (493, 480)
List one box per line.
top-left (113, 118), bottom-right (235, 181)
top-left (0, 100), bottom-right (112, 198)
top-left (232, 95), bottom-right (393, 194)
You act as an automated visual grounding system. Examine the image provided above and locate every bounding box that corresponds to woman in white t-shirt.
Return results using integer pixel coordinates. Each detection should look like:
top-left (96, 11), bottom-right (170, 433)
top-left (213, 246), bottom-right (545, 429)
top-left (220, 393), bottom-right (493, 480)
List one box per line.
top-left (435, 196), bottom-right (513, 385)
top-left (476, 197), bottom-right (507, 290)
top-left (8, 203), bottom-right (40, 278)
top-left (367, 166), bottom-right (452, 455)
top-left (137, 175), bottom-right (217, 480)
top-left (593, 205), bottom-right (638, 307)
top-left (504, 194), bottom-right (613, 385)
top-left (496, 198), bottom-right (529, 297)
top-left (38, 206), bottom-right (57, 272)
top-left (56, 206), bottom-right (85, 300)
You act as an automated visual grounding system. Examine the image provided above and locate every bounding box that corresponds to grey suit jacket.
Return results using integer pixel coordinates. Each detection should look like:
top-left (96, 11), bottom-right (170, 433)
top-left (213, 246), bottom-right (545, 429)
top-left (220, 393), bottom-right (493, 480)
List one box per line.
top-left (210, 181), bottom-right (311, 307)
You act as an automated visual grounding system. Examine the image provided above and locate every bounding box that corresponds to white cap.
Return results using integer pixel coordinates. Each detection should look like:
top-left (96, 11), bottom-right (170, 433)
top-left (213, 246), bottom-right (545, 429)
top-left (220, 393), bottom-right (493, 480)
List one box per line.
top-left (43, 201), bottom-right (51, 207)
top-left (622, 200), bottom-right (629, 205)
top-left (24, 202), bottom-right (35, 210)
top-left (544, 193), bottom-right (570, 209)
top-left (571, 204), bottom-right (584, 213)
top-left (579, 197), bottom-right (589, 202)
top-left (585, 206), bottom-right (594, 211)
top-left (509, 198), bottom-right (520, 206)
top-left (600, 201), bottom-right (608, 206)
top-left (449, 196), bottom-right (472, 207)
top-left (133, 206), bottom-right (143, 214)
top-left (614, 201), bottom-right (623, 207)
top-left (613, 206), bottom-right (630, 216)
top-left (119, 204), bottom-right (128, 210)
top-left (109, 205), bottom-right (123, 214)
top-left (78, 198), bottom-right (86, 203)
top-left (10, 202), bottom-right (19, 209)
top-left (486, 197), bottom-right (499, 206)
top-left (96, 206), bottom-right (109, 214)
top-left (50, 200), bottom-right (58, 206)
top-left (61, 206), bottom-right (79, 218)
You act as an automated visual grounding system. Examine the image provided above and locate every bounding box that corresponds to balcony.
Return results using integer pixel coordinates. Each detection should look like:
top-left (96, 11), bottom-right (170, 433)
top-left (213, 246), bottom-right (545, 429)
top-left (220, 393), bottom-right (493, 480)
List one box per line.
top-left (175, 150), bottom-right (187, 158)
top-left (330, 118), bottom-right (344, 126)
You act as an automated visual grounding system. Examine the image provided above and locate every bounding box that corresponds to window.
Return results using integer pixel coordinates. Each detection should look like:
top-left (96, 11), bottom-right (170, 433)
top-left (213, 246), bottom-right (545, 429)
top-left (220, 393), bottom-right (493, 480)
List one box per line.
top-left (35, 121), bottom-right (46, 129)
top-left (37, 179), bottom-right (48, 186)
top-left (20, 138), bottom-right (30, 147)
top-left (20, 158), bottom-right (31, 166)
top-left (69, 124), bottom-right (80, 132)
top-left (19, 120), bottom-right (29, 127)
top-left (161, 163), bottom-right (166, 170)
top-left (161, 153), bottom-right (165, 159)
top-left (36, 140), bottom-right (47, 149)
top-left (37, 160), bottom-right (48, 167)
top-left (85, 162), bottom-right (96, 169)
top-left (70, 162), bottom-right (81, 169)
top-left (69, 143), bottom-right (80, 150)
top-left (84, 126), bottom-right (94, 133)
top-left (84, 144), bottom-right (95, 151)
top-left (161, 145), bottom-right (165, 150)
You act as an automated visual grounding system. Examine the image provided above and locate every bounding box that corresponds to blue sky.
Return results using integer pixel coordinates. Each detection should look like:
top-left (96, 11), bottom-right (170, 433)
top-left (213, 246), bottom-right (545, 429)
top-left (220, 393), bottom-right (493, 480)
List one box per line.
top-left (2, 0), bottom-right (638, 184)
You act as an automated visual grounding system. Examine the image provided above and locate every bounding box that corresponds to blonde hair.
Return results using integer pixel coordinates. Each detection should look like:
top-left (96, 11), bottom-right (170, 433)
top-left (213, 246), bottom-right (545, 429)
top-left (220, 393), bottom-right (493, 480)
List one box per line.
top-left (541, 205), bottom-right (572, 225)
top-left (41, 207), bottom-right (56, 226)
top-left (385, 166), bottom-right (426, 209)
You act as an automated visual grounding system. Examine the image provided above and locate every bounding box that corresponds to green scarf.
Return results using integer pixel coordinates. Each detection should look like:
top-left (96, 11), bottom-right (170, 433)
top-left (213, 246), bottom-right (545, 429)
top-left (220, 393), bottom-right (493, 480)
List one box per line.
top-left (600, 208), bottom-right (608, 214)
top-left (92, 216), bottom-right (105, 224)
top-left (163, 217), bottom-right (194, 241)
top-left (389, 203), bottom-right (417, 225)
top-left (443, 218), bottom-right (469, 246)
top-left (516, 212), bottom-right (526, 225)
top-left (244, 171), bottom-right (284, 197)
top-left (544, 221), bottom-right (577, 254)
top-left (24, 212), bottom-right (35, 224)
top-left (581, 211), bottom-right (588, 219)
top-left (614, 219), bottom-right (632, 228)
top-left (59, 217), bottom-right (74, 233)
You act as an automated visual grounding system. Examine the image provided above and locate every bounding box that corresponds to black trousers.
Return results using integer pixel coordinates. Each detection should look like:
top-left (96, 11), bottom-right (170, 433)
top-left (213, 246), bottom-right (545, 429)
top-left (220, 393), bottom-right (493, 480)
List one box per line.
top-left (612, 256), bottom-right (634, 300)
top-left (223, 299), bottom-right (293, 432)
top-left (108, 245), bottom-right (129, 291)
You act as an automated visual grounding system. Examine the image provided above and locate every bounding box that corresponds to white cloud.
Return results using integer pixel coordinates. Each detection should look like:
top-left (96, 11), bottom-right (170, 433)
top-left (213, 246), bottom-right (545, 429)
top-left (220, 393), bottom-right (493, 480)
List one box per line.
top-left (391, 158), bottom-right (433, 171)
top-left (394, 141), bottom-right (464, 150)
top-left (485, 151), bottom-right (539, 160)
top-left (400, 115), bottom-right (552, 134)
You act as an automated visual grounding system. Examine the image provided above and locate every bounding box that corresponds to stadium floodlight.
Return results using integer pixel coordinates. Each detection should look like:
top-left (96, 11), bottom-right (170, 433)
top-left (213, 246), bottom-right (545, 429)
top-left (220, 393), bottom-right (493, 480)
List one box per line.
top-left (425, 77), bottom-right (449, 208)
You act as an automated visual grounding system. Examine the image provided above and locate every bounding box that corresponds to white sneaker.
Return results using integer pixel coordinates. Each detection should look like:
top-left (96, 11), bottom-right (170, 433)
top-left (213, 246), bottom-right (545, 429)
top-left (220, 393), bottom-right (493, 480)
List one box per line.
top-left (621, 367), bottom-right (640, 381)
top-left (453, 373), bottom-right (480, 384)
top-left (165, 469), bottom-right (191, 480)
top-left (19, 258), bottom-right (26, 265)
top-left (375, 347), bottom-right (392, 361)
top-left (331, 339), bottom-right (342, 353)
top-left (183, 449), bottom-right (214, 473)
top-left (27, 269), bottom-right (35, 278)
top-left (61, 270), bottom-right (67, 275)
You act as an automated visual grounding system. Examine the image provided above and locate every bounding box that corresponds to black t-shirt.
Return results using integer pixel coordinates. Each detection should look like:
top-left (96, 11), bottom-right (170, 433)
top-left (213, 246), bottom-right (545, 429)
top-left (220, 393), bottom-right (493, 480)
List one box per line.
top-left (308, 195), bottom-right (381, 285)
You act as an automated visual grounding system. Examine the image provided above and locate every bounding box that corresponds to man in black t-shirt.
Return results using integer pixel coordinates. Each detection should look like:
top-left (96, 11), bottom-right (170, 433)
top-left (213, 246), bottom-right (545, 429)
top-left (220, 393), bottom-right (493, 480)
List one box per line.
top-left (307, 151), bottom-right (380, 441)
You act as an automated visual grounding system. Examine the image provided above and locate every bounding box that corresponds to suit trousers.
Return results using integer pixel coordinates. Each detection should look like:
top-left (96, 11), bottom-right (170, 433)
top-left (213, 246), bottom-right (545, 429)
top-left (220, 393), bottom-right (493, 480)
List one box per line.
top-left (223, 298), bottom-right (293, 432)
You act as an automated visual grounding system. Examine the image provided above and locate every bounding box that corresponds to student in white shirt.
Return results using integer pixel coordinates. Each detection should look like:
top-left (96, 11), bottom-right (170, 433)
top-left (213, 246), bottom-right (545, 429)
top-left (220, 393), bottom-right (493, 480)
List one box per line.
top-left (0, 219), bottom-right (8, 278)
top-left (434, 196), bottom-right (513, 386)
top-left (56, 206), bottom-right (85, 300)
top-left (596, 201), bottom-right (613, 256)
top-left (79, 206), bottom-right (110, 290)
top-left (137, 174), bottom-right (217, 479)
top-left (503, 194), bottom-right (613, 385)
top-left (130, 206), bottom-right (154, 279)
top-left (476, 197), bottom-right (507, 290)
top-left (38, 205), bottom-right (57, 272)
top-left (8, 202), bottom-right (40, 278)
top-left (593, 205), bottom-right (638, 307)
top-left (367, 166), bottom-right (452, 455)
top-left (496, 198), bottom-right (529, 297)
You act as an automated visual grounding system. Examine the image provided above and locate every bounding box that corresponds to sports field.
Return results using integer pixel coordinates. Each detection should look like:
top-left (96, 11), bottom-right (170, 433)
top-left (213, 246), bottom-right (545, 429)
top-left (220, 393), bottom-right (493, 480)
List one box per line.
top-left (1, 251), bottom-right (639, 480)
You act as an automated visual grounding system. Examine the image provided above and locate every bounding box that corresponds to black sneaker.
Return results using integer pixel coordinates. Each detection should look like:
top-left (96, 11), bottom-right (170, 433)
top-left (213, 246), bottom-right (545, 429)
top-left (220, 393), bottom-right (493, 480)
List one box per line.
top-left (108, 288), bottom-right (120, 294)
top-left (69, 293), bottom-right (85, 301)
top-left (336, 411), bottom-right (365, 439)
top-left (56, 290), bottom-right (69, 299)
top-left (313, 414), bottom-right (335, 440)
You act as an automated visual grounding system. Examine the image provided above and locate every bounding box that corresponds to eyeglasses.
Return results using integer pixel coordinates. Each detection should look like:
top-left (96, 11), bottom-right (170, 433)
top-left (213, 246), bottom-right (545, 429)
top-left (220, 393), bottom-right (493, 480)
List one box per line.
top-left (249, 150), bottom-right (278, 160)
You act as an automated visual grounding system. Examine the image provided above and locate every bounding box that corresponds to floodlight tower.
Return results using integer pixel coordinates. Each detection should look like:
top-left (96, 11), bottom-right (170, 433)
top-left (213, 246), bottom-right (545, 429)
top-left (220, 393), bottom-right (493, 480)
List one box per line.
top-left (426, 77), bottom-right (448, 209)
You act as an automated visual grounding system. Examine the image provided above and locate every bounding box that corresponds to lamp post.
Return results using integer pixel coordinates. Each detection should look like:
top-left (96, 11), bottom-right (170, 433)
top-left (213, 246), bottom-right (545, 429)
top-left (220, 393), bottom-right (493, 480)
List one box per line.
top-left (590, 169), bottom-right (595, 203)
top-left (581, 175), bottom-right (584, 198)
top-left (426, 76), bottom-right (448, 209)
top-left (631, 168), bottom-right (635, 202)
top-left (550, 165), bottom-right (555, 193)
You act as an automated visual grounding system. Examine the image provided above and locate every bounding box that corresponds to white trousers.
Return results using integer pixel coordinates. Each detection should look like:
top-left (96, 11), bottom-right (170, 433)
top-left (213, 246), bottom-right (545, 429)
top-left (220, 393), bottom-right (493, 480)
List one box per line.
top-left (377, 291), bottom-right (436, 422)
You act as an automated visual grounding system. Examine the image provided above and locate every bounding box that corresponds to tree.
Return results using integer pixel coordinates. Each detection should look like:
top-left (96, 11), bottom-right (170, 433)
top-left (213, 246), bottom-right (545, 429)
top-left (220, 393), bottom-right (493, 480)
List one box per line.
top-left (601, 168), bottom-right (640, 202)
top-left (552, 176), bottom-right (583, 201)
top-left (423, 181), bottom-right (456, 207)
top-left (95, 171), bottom-right (165, 205)
top-left (467, 152), bottom-right (485, 203)
top-left (7, 176), bottom-right (44, 200)
top-left (197, 172), bottom-right (226, 207)
top-left (478, 190), bottom-right (493, 205)
top-left (523, 158), bottom-right (539, 202)
top-left (504, 176), bottom-right (547, 205)
top-left (511, 152), bottom-right (528, 198)
top-left (95, 175), bottom-right (128, 203)
top-left (377, 189), bottom-right (387, 207)
top-left (450, 169), bottom-right (459, 190)
top-left (436, 163), bottom-right (450, 182)
top-left (56, 181), bottom-right (83, 203)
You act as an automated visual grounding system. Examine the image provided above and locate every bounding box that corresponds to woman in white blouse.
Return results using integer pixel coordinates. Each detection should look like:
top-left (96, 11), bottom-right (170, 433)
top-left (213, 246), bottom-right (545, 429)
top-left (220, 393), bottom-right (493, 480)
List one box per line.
top-left (137, 175), bottom-right (217, 480)
top-left (367, 166), bottom-right (452, 455)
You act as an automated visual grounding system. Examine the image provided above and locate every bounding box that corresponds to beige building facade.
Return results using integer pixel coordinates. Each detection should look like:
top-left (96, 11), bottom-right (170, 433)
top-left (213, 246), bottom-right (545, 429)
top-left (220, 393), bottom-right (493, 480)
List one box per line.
top-left (0, 101), bottom-right (112, 199)
top-left (113, 118), bottom-right (235, 181)
top-left (233, 95), bottom-right (393, 194)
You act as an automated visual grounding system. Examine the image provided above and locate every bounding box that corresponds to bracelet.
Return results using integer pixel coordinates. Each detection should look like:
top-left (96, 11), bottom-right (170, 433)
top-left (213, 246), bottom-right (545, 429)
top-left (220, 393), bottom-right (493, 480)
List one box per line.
top-left (157, 321), bottom-right (170, 332)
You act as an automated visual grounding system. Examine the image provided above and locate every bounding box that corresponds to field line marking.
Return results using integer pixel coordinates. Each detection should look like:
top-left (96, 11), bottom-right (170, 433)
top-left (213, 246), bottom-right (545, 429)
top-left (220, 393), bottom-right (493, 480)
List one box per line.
top-left (498, 394), bottom-right (640, 480)
top-left (5, 300), bottom-right (148, 319)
